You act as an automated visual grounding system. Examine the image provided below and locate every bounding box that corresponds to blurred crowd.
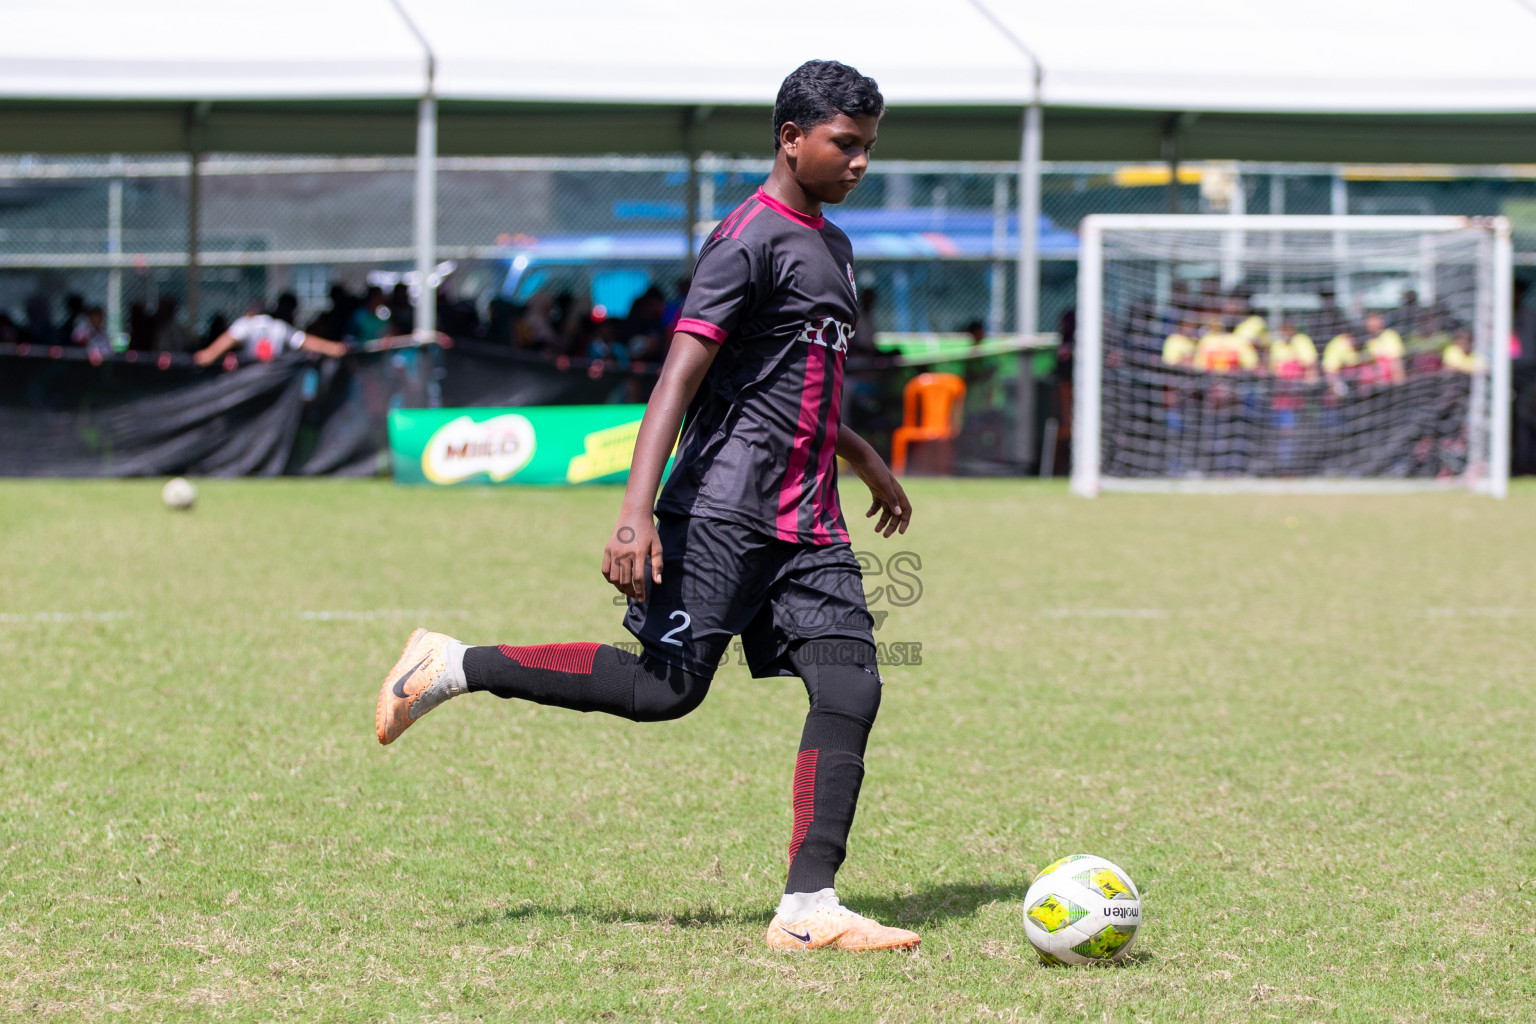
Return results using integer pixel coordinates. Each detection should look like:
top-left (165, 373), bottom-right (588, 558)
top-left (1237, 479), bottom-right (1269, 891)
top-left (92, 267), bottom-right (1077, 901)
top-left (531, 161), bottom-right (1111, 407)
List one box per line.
top-left (480, 282), bottom-right (686, 369)
top-left (1130, 284), bottom-right (1512, 386)
top-left (0, 293), bottom-right (116, 356)
top-left (1095, 281), bottom-right (1536, 479)
top-left (479, 277), bottom-right (886, 367)
top-left (0, 281), bottom-right (488, 357)
top-left (4, 270), bottom-right (906, 371)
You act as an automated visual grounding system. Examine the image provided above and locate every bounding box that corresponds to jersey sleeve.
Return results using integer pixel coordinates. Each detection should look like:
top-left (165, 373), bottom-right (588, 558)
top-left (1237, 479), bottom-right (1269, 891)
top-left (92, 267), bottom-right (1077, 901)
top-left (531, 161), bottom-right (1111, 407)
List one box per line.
top-left (675, 239), bottom-right (760, 344)
top-left (279, 321), bottom-right (305, 351)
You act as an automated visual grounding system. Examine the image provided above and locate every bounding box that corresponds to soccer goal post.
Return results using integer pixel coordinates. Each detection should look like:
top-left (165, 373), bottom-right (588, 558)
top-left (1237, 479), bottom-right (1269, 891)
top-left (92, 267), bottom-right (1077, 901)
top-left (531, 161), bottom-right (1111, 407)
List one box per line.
top-left (1071, 215), bottom-right (1511, 497)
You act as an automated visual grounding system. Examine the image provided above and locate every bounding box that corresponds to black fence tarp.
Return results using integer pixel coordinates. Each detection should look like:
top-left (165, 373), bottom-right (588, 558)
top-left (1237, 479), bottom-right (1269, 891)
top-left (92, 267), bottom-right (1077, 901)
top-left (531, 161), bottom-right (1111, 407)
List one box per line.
top-left (0, 344), bottom-right (435, 477)
top-left (0, 340), bottom-right (1034, 477)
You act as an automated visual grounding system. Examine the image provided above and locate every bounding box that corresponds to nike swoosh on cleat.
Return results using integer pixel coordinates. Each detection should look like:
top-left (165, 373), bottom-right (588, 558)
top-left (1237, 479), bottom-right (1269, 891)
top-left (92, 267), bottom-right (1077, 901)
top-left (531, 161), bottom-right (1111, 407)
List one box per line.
top-left (391, 657), bottom-right (429, 699)
top-left (779, 925), bottom-right (813, 943)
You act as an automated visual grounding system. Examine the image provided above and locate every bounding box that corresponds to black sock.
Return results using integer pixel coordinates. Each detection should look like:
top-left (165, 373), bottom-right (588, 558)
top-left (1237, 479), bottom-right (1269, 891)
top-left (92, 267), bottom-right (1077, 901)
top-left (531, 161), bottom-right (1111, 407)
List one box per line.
top-left (463, 643), bottom-right (711, 723)
top-left (785, 708), bottom-right (872, 894)
top-left (782, 641), bottom-right (882, 895)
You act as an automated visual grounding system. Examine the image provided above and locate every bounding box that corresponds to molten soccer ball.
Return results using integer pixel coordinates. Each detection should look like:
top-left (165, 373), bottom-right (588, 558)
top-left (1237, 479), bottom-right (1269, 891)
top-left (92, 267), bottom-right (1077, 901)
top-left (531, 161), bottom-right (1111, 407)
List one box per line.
top-left (1022, 853), bottom-right (1141, 965)
top-left (161, 477), bottom-right (197, 511)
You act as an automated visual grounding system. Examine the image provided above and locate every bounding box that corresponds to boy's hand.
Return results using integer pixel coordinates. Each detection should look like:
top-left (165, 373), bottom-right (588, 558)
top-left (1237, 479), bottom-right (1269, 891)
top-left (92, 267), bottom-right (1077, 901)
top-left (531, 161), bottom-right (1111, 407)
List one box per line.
top-left (859, 461), bottom-right (912, 538)
top-left (602, 514), bottom-right (663, 600)
top-left (836, 426), bottom-right (912, 539)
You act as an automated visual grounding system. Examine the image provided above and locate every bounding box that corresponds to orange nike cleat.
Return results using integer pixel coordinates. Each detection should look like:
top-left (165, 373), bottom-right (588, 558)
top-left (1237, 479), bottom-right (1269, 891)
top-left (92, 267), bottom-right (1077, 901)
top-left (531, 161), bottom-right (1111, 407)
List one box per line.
top-left (375, 628), bottom-right (466, 745)
top-left (764, 907), bottom-right (921, 952)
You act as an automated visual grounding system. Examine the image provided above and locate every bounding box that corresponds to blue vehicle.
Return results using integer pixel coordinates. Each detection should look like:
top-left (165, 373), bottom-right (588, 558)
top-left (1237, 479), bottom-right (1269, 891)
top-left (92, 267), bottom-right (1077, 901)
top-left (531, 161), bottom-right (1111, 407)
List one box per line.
top-left (495, 207), bottom-right (1079, 331)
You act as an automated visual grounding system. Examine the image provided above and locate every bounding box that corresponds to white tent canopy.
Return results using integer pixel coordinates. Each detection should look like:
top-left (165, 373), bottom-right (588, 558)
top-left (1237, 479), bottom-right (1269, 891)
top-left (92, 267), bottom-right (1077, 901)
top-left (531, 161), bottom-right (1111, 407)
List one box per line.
top-left (9, 0), bottom-right (1536, 111)
top-left (424, 0), bottom-right (1536, 114)
top-left (6, 0), bottom-right (1536, 161)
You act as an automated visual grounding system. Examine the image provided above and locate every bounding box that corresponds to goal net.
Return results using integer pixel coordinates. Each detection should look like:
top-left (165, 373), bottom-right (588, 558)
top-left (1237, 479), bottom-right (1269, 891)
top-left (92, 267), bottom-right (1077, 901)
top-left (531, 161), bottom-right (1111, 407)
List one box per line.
top-left (1072, 215), bottom-right (1511, 496)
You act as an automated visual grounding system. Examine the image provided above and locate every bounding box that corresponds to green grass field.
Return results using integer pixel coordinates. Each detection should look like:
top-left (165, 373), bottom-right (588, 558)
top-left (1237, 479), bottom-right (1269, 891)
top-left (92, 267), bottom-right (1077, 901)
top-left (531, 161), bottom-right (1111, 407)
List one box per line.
top-left (3, 478), bottom-right (1534, 1023)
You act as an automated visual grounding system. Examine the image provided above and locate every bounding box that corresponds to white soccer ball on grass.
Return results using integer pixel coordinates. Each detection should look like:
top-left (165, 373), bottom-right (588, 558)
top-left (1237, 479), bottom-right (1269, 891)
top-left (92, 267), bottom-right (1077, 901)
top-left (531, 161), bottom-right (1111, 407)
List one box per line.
top-left (161, 477), bottom-right (197, 511)
top-left (1022, 853), bottom-right (1142, 965)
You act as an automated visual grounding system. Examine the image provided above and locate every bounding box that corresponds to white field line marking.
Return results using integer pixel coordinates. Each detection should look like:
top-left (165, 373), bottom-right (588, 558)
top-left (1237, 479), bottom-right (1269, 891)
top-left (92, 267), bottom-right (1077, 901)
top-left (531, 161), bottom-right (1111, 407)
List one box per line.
top-left (298, 609), bottom-right (470, 622)
top-left (0, 611), bottom-right (135, 623)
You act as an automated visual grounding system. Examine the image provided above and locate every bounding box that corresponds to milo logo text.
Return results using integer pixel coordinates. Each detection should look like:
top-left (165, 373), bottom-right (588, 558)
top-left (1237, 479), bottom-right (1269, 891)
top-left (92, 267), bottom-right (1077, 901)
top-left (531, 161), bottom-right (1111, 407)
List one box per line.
top-left (422, 413), bottom-right (537, 485)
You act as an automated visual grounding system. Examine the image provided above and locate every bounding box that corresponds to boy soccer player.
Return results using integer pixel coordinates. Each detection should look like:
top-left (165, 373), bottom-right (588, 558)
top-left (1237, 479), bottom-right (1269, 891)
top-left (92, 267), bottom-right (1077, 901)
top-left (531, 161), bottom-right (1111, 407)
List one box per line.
top-left (375, 61), bottom-right (919, 953)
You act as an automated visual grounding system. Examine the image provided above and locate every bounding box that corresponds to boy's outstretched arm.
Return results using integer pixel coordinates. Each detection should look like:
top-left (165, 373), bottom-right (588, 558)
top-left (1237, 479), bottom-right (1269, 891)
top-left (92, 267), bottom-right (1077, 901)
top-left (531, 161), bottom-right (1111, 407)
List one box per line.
top-left (192, 330), bottom-right (239, 366)
top-left (836, 425), bottom-right (911, 538)
top-left (602, 332), bottom-right (719, 599)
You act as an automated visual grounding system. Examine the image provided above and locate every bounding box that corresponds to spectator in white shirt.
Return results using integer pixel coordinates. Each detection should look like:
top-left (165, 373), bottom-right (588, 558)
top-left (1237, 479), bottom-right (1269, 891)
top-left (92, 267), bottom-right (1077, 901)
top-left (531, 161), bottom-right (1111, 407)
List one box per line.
top-left (70, 306), bottom-right (113, 357)
top-left (194, 302), bottom-right (349, 366)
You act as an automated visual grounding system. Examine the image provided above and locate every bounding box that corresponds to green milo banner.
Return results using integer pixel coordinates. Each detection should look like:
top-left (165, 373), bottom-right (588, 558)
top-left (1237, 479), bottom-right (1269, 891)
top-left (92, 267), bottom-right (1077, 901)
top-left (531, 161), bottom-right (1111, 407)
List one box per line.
top-left (389, 406), bottom-right (660, 486)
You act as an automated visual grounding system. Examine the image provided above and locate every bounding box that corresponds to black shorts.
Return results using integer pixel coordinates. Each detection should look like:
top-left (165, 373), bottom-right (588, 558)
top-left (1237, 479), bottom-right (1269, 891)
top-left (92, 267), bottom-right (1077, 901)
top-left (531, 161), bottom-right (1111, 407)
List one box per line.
top-left (624, 512), bottom-right (876, 680)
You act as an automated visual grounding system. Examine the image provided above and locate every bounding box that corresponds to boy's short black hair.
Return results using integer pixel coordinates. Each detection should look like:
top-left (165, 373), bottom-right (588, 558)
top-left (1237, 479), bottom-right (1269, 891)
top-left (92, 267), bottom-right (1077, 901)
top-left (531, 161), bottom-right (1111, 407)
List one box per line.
top-left (772, 60), bottom-right (884, 150)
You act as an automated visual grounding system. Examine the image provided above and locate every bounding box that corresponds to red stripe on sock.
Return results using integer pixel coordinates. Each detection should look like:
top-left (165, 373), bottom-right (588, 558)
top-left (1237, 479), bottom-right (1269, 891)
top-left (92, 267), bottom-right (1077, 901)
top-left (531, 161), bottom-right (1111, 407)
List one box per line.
top-left (788, 749), bottom-right (818, 863)
top-left (496, 642), bottom-right (600, 674)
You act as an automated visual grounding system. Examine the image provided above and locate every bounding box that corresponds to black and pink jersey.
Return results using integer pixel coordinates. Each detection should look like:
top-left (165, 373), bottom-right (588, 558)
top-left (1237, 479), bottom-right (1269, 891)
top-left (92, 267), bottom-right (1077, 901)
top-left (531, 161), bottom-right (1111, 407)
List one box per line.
top-left (656, 187), bottom-right (858, 546)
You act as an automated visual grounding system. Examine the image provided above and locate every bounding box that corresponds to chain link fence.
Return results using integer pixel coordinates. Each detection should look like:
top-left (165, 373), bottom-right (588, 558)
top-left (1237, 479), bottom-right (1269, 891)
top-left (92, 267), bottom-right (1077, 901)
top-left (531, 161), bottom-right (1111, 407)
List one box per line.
top-left (7, 155), bottom-right (1536, 346)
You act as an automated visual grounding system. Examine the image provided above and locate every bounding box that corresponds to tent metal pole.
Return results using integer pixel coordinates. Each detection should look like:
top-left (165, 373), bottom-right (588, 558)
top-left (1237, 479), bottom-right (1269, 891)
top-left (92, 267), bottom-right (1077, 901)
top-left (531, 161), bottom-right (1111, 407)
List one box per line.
top-left (683, 106), bottom-right (704, 267)
top-left (987, 173), bottom-right (1007, 335)
top-left (1016, 100), bottom-right (1042, 470)
top-left (187, 151), bottom-right (200, 336)
top-left (1267, 172), bottom-right (1284, 327)
top-left (961, 0), bottom-right (1045, 471)
top-left (1162, 117), bottom-right (1180, 214)
top-left (1018, 101), bottom-right (1041, 341)
top-left (685, 152), bottom-right (699, 266)
top-left (185, 104), bottom-right (205, 337)
top-left (1331, 170), bottom-right (1349, 316)
top-left (107, 154), bottom-right (123, 341)
top-left (414, 92), bottom-right (437, 342)
top-left (390, 0), bottom-right (438, 343)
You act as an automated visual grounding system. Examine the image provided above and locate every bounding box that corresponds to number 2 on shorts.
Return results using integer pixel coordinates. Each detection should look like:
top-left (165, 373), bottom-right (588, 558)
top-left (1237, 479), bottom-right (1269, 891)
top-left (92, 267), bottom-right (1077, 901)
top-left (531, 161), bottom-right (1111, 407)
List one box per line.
top-left (659, 610), bottom-right (691, 646)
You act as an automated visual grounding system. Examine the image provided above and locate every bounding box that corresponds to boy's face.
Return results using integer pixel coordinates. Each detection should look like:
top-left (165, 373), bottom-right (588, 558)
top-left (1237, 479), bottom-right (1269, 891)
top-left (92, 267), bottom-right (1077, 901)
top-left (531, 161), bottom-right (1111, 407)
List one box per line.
top-left (781, 113), bottom-right (880, 205)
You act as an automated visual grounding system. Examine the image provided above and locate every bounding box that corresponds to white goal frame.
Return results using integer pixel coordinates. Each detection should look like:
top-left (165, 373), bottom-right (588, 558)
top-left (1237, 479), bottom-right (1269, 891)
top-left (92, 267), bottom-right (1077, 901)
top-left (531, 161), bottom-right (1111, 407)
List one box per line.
top-left (1071, 214), bottom-right (1512, 498)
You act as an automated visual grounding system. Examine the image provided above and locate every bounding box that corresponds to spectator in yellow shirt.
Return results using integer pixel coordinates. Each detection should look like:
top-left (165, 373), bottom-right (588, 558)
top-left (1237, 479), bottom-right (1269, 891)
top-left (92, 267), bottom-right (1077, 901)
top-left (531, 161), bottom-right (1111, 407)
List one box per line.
top-left (1364, 312), bottom-right (1406, 384)
top-left (1233, 314), bottom-right (1270, 342)
top-left (1321, 331), bottom-right (1359, 381)
top-left (1442, 328), bottom-right (1485, 374)
top-left (1195, 328), bottom-right (1258, 374)
top-left (1269, 323), bottom-right (1318, 383)
top-left (1233, 313), bottom-right (1272, 366)
top-left (1162, 321), bottom-right (1199, 367)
